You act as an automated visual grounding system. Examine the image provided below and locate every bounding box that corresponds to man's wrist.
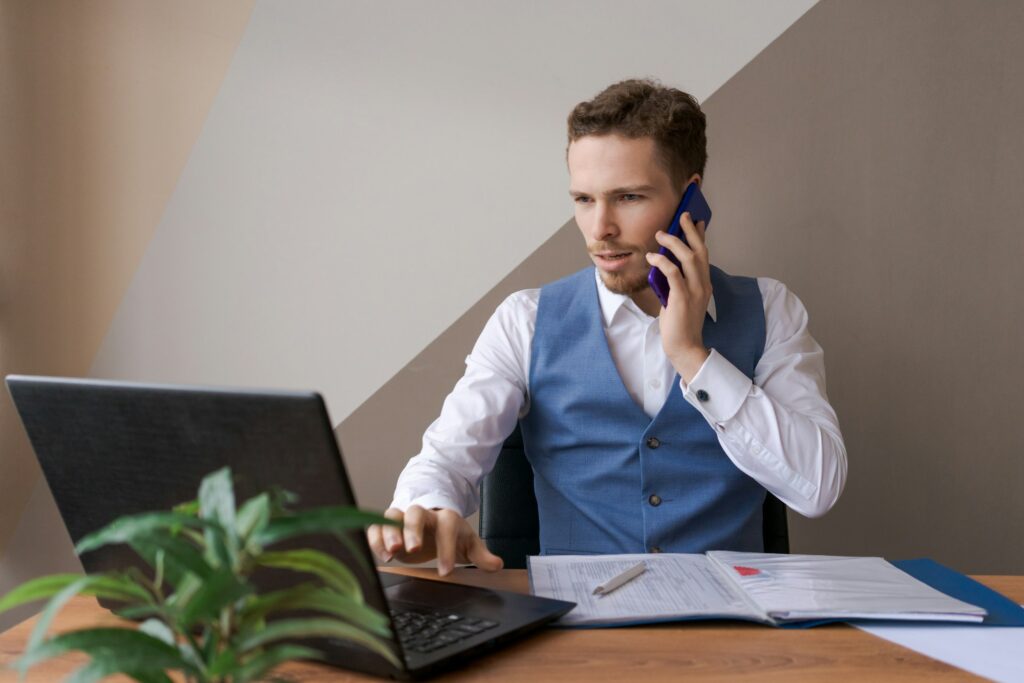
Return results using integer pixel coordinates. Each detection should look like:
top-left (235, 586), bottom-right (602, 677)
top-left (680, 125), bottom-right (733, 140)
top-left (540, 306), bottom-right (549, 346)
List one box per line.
top-left (670, 346), bottom-right (710, 384)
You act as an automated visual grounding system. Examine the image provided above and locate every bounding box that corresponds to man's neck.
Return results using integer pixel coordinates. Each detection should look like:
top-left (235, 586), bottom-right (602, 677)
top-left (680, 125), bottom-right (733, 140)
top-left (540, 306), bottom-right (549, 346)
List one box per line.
top-left (631, 287), bottom-right (663, 318)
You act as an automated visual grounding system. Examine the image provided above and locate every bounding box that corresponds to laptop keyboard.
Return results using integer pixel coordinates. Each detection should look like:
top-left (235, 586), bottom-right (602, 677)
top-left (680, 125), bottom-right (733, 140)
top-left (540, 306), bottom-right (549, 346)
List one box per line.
top-left (390, 606), bottom-right (499, 654)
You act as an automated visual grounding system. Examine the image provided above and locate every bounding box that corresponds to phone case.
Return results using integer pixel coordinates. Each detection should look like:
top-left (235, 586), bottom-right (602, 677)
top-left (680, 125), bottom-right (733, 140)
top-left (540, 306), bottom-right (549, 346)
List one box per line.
top-left (647, 182), bottom-right (712, 307)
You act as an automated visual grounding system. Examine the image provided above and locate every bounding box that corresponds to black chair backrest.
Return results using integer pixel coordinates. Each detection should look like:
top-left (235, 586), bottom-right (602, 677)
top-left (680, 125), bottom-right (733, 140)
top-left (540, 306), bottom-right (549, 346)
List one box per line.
top-left (479, 424), bottom-right (790, 569)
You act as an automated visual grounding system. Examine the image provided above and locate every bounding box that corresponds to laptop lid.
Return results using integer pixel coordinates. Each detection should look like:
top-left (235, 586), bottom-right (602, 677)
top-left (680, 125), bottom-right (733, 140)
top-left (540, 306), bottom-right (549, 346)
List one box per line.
top-left (6, 375), bottom-right (573, 680)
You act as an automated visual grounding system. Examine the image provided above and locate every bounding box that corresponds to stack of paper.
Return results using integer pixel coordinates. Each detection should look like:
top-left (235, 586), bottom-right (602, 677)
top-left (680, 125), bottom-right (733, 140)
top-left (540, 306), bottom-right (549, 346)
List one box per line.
top-left (528, 551), bottom-right (988, 627)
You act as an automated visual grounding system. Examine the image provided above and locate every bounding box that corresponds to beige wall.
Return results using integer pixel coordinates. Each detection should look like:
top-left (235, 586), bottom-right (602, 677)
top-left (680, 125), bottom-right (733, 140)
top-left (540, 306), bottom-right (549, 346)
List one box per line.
top-left (0, 0), bottom-right (255, 629)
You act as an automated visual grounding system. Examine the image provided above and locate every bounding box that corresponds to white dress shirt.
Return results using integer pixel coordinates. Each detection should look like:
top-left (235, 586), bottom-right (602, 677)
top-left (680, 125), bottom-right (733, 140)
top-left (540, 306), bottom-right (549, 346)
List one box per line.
top-left (391, 270), bottom-right (847, 519)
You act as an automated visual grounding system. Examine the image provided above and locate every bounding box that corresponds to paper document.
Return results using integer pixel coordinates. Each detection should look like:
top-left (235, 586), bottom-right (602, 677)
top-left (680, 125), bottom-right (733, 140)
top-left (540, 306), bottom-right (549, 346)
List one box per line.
top-left (856, 611), bottom-right (1024, 683)
top-left (528, 553), bottom-right (761, 626)
top-left (528, 551), bottom-right (988, 628)
top-left (709, 551), bottom-right (986, 622)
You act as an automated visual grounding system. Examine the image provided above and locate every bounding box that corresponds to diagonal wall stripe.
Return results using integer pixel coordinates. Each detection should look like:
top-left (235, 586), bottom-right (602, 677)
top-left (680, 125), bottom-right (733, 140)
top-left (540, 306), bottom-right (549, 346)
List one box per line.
top-left (336, 220), bottom-right (588, 513)
top-left (339, 0), bottom-right (1024, 578)
top-left (87, 0), bottom-right (819, 515)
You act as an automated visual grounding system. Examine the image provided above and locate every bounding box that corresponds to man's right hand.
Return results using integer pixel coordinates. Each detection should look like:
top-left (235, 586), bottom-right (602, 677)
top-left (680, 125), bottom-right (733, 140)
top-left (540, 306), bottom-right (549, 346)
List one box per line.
top-left (366, 505), bottom-right (504, 577)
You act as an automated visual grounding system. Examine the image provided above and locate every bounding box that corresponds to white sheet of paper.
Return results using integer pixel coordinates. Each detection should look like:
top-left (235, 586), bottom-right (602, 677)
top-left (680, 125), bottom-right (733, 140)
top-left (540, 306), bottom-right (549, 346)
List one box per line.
top-left (529, 553), bottom-right (762, 626)
top-left (708, 551), bottom-right (986, 622)
top-left (855, 610), bottom-right (1024, 683)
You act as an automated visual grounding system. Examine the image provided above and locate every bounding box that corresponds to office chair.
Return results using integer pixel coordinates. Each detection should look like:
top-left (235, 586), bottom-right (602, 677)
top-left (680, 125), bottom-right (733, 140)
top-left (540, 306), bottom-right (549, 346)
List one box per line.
top-left (479, 424), bottom-right (790, 569)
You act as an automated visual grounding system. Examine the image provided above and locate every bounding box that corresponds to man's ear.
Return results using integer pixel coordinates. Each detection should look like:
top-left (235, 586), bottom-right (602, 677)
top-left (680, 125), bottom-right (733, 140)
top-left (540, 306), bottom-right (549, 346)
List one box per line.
top-left (687, 173), bottom-right (702, 189)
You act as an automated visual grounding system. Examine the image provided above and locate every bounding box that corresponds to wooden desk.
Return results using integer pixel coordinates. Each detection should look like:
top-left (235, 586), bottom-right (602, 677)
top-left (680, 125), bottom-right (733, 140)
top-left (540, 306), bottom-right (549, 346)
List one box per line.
top-left (1, 568), bottom-right (1021, 682)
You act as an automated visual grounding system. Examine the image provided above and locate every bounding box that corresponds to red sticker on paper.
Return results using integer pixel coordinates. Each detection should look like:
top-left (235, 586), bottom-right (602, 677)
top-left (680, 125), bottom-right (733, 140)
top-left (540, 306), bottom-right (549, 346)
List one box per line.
top-left (733, 566), bottom-right (760, 576)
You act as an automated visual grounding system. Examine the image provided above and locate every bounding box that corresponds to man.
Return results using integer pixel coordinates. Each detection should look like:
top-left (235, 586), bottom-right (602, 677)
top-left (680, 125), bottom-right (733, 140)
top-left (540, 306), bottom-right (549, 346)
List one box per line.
top-left (367, 79), bottom-right (847, 575)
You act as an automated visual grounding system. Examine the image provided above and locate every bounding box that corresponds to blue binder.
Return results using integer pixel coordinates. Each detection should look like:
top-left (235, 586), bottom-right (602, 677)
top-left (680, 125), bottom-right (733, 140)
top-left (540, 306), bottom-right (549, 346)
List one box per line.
top-left (892, 559), bottom-right (1024, 627)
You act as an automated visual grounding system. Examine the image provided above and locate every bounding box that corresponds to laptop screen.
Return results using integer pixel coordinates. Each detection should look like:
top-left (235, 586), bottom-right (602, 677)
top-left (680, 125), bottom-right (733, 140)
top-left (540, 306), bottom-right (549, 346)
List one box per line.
top-left (6, 375), bottom-right (398, 666)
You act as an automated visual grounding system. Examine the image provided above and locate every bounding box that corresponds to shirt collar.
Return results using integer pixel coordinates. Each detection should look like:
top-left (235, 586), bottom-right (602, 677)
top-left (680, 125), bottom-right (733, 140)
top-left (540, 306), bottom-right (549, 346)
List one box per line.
top-left (594, 269), bottom-right (717, 326)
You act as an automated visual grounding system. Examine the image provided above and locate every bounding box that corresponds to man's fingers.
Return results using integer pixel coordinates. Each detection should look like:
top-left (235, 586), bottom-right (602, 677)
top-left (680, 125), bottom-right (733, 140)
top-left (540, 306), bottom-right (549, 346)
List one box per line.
top-left (655, 230), bottom-right (702, 290)
top-left (689, 217), bottom-right (712, 290)
top-left (646, 252), bottom-right (687, 301)
top-left (678, 212), bottom-right (708, 258)
top-left (403, 505), bottom-right (428, 553)
top-left (366, 524), bottom-right (390, 563)
top-left (467, 536), bottom-right (504, 572)
top-left (381, 508), bottom-right (405, 556)
top-left (679, 213), bottom-right (712, 291)
top-left (434, 510), bottom-right (461, 576)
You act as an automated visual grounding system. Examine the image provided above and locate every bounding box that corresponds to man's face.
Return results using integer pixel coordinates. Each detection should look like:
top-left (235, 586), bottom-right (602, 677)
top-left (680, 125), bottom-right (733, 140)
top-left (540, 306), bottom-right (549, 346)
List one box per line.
top-left (568, 134), bottom-right (684, 296)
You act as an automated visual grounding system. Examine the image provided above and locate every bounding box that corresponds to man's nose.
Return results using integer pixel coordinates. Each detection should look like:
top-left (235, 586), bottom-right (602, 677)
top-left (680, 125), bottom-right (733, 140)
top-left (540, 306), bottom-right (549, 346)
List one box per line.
top-left (590, 202), bottom-right (619, 242)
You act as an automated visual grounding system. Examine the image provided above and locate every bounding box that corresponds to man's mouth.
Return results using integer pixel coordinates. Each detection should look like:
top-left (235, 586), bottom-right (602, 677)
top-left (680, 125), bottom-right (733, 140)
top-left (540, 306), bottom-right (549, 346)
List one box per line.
top-left (595, 251), bottom-right (632, 261)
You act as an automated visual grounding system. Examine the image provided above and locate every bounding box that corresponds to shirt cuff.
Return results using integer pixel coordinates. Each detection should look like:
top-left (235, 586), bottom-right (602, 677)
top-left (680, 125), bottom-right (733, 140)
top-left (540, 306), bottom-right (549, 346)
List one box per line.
top-left (679, 349), bottom-right (753, 423)
top-left (390, 492), bottom-right (469, 516)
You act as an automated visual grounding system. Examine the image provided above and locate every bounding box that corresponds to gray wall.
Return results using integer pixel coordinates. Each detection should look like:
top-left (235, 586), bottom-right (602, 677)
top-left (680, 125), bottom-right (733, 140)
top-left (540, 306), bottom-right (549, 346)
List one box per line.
top-left (704, 0), bottom-right (1024, 573)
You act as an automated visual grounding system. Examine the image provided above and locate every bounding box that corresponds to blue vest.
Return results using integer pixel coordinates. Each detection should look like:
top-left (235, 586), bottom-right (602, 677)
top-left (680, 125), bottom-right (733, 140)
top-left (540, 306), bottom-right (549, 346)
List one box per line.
top-left (520, 266), bottom-right (768, 555)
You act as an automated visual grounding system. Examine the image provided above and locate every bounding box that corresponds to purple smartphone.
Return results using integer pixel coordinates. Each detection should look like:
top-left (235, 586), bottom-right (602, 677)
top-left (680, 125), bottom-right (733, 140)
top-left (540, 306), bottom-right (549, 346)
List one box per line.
top-left (647, 182), bottom-right (712, 307)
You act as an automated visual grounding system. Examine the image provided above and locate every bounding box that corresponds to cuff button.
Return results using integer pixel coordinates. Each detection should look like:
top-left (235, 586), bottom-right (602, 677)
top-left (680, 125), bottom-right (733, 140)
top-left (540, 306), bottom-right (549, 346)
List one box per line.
top-left (696, 389), bottom-right (710, 402)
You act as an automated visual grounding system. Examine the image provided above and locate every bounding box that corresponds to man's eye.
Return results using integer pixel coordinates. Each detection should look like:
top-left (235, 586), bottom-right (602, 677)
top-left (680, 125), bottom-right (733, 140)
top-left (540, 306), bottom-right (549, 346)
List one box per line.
top-left (620, 194), bottom-right (642, 201)
top-left (574, 196), bottom-right (592, 204)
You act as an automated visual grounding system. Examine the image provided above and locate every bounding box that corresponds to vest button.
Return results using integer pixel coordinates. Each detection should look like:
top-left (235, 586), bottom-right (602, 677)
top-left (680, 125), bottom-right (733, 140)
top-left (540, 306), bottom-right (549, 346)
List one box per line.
top-left (646, 436), bottom-right (661, 449)
top-left (648, 494), bottom-right (662, 507)
top-left (650, 546), bottom-right (663, 553)
top-left (696, 389), bottom-right (710, 402)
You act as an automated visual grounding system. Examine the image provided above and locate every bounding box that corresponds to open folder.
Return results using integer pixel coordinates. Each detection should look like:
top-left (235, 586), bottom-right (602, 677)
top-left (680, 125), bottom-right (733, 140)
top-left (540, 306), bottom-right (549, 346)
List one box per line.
top-left (528, 552), bottom-right (1024, 628)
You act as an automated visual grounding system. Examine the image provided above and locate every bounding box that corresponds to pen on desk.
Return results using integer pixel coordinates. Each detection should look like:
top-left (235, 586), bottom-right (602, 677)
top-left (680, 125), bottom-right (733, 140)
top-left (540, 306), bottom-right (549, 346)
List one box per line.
top-left (592, 561), bottom-right (646, 597)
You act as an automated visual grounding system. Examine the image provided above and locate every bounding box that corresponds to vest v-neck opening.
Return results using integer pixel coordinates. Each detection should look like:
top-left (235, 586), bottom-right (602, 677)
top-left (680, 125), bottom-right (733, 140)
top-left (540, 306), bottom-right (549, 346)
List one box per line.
top-left (584, 273), bottom-right (675, 427)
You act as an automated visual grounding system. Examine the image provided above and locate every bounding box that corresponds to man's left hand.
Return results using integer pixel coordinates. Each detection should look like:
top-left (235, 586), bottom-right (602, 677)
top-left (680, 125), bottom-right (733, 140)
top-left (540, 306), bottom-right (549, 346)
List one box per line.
top-left (645, 211), bottom-right (712, 384)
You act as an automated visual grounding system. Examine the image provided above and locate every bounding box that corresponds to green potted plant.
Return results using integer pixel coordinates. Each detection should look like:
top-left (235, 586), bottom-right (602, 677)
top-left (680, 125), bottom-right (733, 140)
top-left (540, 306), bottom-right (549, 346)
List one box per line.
top-left (0, 466), bottom-right (399, 682)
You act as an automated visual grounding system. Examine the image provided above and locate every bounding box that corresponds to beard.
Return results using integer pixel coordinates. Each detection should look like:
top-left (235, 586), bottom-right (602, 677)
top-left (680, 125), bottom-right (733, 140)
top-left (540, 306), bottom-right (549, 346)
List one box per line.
top-left (590, 240), bottom-right (652, 295)
top-left (598, 265), bottom-right (650, 295)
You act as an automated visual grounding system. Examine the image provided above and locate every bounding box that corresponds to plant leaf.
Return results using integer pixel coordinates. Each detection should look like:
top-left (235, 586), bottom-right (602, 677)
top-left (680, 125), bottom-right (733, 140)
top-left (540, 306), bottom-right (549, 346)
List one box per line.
top-left (173, 498), bottom-right (200, 516)
top-left (255, 550), bottom-right (362, 601)
top-left (176, 569), bottom-right (252, 630)
top-left (137, 618), bottom-right (175, 645)
top-left (236, 492), bottom-right (271, 545)
top-left (75, 512), bottom-right (219, 555)
top-left (0, 573), bottom-right (150, 614)
top-left (136, 619), bottom-right (207, 677)
top-left (266, 486), bottom-right (300, 515)
top-left (164, 572), bottom-right (204, 615)
top-left (19, 627), bottom-right (194, 675)
top-left (21, 575), bottom-right (114, 670)
top-left (66, 657), bottom-right (175, 683)
top-left (199, 467), bottom-right (237, 535)
top-left (336, 530), bottom-right (375, 579)
top-left (236, 617), bottom-right (400, 668)
top-left (235, 644), bottom-right (323, 681)
top-left (130, 532), bottom-right (215, 583)
top-left (206, 647), bottom-right (240, 676)
top-left (239, 584), bottom-right (390, 637)
top-left (254, 507), bottom-right (395, 547)
top-left (114, 604), bottom-right (165, 621)
top-left (199, 467), bottom-right (239, 569)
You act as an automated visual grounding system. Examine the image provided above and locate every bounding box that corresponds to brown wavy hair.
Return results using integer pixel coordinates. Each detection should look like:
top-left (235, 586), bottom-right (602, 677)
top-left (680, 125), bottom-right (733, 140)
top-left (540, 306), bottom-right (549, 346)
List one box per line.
top-left (567, 78), bottom-right (707, 187)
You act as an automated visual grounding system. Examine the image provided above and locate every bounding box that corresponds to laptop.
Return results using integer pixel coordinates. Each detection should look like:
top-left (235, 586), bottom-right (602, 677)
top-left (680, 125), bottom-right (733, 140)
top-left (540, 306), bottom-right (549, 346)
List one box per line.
top-left (6, 375), bottom-right (574, 680)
